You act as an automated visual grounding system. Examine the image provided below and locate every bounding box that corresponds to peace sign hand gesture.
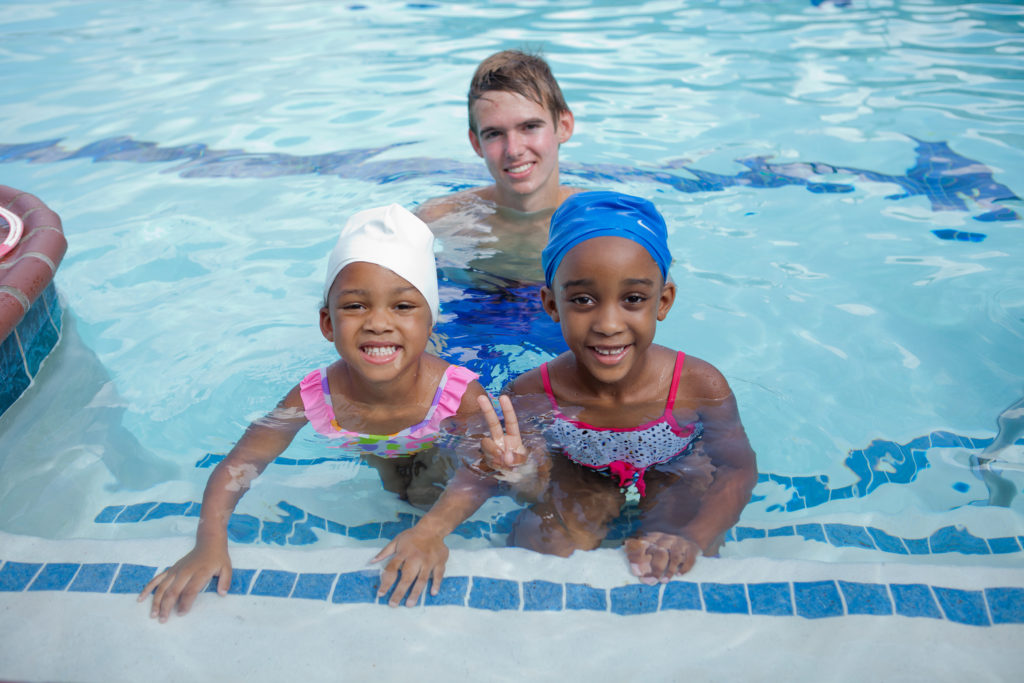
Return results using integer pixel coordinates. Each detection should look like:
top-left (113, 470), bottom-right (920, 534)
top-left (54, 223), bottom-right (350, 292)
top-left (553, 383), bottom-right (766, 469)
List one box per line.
top-left (472, 394), bottom-right (547, 486)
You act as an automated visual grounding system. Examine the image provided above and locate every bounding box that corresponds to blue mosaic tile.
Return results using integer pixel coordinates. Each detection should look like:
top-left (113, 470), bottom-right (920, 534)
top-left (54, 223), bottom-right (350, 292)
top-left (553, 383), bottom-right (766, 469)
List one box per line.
top-left (523, 580), bottom-right (562, 611)
top-left (794, 581), bottom-right (844, 619)
top-left (929, 526), bottom-right (989, 555)
top-left (0, 561), bottom-right (43, 590)
top-left (748, 582), bottom-right (793, 616)
top-left (115, 502), bottom-right (158, 523)
top-left (68, 563), bottom-right (118, 593)
top-left (212, 568), bottom-right (256, 595)
top-left (890, 583), bottom-right (942, 619)
top-left (766, 525), bottom-right (795, 537)
top-left (838, 581), bottom-right (892, 616)
top-left (933, 587), bottom-right (990, 626)
top-left (27, 563), bottom-right (78, 591)
top-left (261, 502), bottom-right (305, 545)
top-left (610, 584), bottom-right (660, 615)
top-left (347, 522), bottom-right (382, 541)
top-left (662, 581), bottom-right (701, 611)
top-left (291, 573), bottom-right (335, 601)
top-left (824, 524), bottom-right (876, 550)
top-left (903, 537), bottom-right (931, 555)
top-left (489, 509), bottom-right (521, 535)
top-left (702, 583), bottom-right (748, 614)
top-left (110, 564), bottom-right (157, 593)
top-left (377, 576), bottom-right (424, 607)
top-left (565, 583), bottom-right (607, 611)
top-left (287, 519), bottom-right (322, 546)
top-left (381, 515), bottom-right (414, 540)
top-left (249, 570), bottom-right (297, 597)
top-left (469, 577), bottom-right (520, 611)
top-left (451, 520), bottom-right (492, 539)
top-left (828, 486), bottom-right (854, 501)
top-left (867, 527), bottom-right (908, 555)
top-left (332, 570), bottom-right (379, 604)
top-left (985, 588), bottom-right (1024, 624)
top-left (734, 527), bottom-right (766, 541)
top-left (929, 431), bottom-right (962, 449)
top-left (423, 576), bottom-right (469, 607)
top-left (791, 475), bottom-right (830, 508)
top-left (795, 523), bottom-right (826, 543)
top-left (93, 505), bottom-right (124, 523)
top-left (845, 450), bottom-right (872, 497)
top-left (987, 537), bottom-right (1022, 554)
top-left (326, 520), bottom-right (347, 536)
top-left (227, 514), bottom-right (260, 543)
top-left (142, 502), bottom-right (191, 521)
top-left (184, 502), bottom-right (201, 517)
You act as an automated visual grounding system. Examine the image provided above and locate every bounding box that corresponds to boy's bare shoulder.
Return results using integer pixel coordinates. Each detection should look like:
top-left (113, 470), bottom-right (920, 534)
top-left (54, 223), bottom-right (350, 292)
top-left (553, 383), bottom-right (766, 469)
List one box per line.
top-left (415, 187), bottom-right (495, 223)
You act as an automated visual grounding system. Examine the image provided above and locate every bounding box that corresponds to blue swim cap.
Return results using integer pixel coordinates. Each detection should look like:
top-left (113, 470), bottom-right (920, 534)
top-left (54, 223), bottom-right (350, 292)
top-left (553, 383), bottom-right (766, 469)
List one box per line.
top-left (542, 191), bottom-right (672, 287)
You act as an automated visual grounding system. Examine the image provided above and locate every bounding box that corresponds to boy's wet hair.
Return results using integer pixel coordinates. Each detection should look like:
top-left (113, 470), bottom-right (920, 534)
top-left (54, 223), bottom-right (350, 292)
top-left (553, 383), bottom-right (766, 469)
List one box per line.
top-left (467, 49), bottom-right (571, 133)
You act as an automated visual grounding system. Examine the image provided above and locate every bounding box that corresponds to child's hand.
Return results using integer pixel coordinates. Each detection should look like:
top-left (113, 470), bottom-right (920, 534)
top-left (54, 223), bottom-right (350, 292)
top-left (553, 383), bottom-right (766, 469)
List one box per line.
top-left (371, 526), bottom-right (449, 607)
top-left (138, 543), bottom-right (232, 622)
top-left (475, 394), bottom-right (531, 477)
top-left (625, 532), bottom-right (701, 585)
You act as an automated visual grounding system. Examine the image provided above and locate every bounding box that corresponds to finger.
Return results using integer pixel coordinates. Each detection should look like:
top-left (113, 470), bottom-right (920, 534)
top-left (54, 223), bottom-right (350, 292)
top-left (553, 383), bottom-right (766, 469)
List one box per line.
top-left (377, 557), bottom-right (401, 598)
top-left (138, 570), bottom-right (167, 601)
top-left (476, 395), bottom-right (506, 448)
top-left (156, 577), bottom-right (184, 623)
top-left (430, 562), bottom-right (445, 596)
top-left (389, 561), bottom-right (420, 607)
top-left (645, 544), bottom-right (671, 582)
top-left (371, 539), bottom-right (397, 564)
top-left (176, 574), bottom-right (209, 616)
top-left (216, 566), bottom-right (232, 596)
top-left (405, 570), bottom-right (429, 607)
top-left (498, 395), bottom-right (521, 443)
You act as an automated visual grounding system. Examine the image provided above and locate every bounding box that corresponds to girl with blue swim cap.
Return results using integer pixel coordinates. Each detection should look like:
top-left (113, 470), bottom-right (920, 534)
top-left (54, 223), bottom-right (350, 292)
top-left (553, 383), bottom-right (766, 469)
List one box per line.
top-left (475, 191), bottom-right (758, 583)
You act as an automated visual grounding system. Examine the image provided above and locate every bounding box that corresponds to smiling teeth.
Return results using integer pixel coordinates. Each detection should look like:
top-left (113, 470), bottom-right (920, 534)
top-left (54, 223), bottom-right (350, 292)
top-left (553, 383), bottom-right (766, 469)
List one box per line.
top-left (364, 346), bottom-right (397, 357)
top-left (508, 163), bottom-right (532, 173)
top-left (595, 347), bottom-right (626, 356)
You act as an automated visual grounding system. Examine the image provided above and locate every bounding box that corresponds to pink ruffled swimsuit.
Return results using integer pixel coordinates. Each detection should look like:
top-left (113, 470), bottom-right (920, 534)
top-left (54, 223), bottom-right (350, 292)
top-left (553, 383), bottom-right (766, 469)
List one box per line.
top-left (299, 365), bottom-right (479, 456)
top-left (541, 352), bottom-right (703, 496)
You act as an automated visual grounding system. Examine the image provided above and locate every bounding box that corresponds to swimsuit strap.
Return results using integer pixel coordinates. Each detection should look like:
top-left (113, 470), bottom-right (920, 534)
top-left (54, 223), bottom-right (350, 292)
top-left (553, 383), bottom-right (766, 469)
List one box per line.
top-left (663, 351), bottom-right (686, 414)
top-left (540, 362), bottom-right (562, 415)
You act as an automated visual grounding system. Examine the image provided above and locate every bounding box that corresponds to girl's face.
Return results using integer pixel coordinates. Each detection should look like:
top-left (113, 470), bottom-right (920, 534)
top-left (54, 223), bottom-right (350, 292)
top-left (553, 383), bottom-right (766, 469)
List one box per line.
top-left (541, 236), bottom-right (675, 386)
top-left (320, 262), bottom-right (433, 383)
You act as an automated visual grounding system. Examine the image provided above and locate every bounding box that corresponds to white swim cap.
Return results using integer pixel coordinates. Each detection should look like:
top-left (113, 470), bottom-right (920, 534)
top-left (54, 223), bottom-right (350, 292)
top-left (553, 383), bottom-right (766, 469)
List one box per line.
top-left (323, 204), bottom-right (439, 323)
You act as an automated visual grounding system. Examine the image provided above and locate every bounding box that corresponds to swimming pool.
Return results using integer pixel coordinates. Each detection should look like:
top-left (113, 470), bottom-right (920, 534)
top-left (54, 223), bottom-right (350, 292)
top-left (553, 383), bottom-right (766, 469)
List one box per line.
top-left (1, 0), bottom-right (1022, 680)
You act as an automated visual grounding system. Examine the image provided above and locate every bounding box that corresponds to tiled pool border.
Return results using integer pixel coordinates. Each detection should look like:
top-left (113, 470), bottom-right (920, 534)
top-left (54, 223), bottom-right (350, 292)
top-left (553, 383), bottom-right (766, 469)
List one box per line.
top-left (1, 557), bottom-right (1021, 626)
top-left (0, 185), bottom-right (66, 416)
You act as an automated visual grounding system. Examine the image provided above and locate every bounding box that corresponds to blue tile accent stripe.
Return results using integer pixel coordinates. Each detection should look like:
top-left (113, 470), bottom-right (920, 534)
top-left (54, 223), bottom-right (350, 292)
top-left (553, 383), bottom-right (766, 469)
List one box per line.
top-left (5, 558), bottom-right (1020, 626)
top-left (94, 496), bottom-right (1022, 561)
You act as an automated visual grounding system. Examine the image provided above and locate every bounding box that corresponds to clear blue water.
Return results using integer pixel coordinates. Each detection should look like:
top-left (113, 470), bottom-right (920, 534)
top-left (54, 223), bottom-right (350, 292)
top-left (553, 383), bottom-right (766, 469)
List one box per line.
top-left (1, 0), bottom-right (1022, 562)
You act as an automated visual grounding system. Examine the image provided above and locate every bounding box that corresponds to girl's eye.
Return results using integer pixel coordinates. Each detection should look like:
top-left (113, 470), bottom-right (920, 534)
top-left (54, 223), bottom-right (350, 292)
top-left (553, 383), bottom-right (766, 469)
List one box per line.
top-left (625, 294), bottom-right (647, 305)
top-left (569, 295), bottom-right (594, 306)
top-left (395, 302), bottom-right (417, 311)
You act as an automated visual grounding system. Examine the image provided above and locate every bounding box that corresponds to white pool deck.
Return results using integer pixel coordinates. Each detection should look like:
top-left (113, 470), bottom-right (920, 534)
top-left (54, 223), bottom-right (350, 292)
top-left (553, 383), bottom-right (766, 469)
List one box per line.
top-left (1, 531), bottom-right (1021, 683)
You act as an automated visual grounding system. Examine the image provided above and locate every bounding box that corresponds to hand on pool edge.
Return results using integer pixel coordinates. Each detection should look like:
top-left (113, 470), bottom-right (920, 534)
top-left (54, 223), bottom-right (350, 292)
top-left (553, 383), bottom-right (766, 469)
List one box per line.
top-left (624, 532), bottom-right (701, 585)
top-left (138, 543), bottom-right (233, 622)
top-left (372, 525), bottom-right (449, 607)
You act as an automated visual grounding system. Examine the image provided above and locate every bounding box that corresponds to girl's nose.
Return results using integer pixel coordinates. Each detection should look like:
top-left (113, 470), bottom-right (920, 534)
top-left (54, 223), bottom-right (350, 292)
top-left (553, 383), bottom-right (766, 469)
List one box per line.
top-left (592, 303), bottom-right (625, 335)
top-left (363, 307), bottom-right (394, 332)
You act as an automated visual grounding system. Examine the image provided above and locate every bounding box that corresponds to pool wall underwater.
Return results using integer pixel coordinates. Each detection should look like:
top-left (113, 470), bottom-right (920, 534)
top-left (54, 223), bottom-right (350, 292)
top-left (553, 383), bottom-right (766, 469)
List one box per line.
top-left (0, 184), bottom-right (66, 415)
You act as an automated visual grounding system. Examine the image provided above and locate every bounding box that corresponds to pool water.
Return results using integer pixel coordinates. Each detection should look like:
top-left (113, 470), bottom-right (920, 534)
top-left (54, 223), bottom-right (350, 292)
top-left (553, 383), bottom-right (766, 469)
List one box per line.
top-left (1, 0), bottom-right (1023, 573)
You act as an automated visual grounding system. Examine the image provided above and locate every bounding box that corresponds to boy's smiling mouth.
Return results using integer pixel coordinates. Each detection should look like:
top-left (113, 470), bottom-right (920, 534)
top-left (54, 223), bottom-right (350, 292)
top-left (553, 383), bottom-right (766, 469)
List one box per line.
top-left (506, 161), bottom-right (534, 176)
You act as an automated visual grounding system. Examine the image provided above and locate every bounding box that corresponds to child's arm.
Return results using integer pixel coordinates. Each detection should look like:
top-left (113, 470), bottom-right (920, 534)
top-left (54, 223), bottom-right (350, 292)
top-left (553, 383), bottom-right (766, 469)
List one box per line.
top-left (372, 392), bottom-right (537, 607)
top-left (628, 362), bottom-right (758, 583)
top-left (138, 386), bottom-right (307, 621)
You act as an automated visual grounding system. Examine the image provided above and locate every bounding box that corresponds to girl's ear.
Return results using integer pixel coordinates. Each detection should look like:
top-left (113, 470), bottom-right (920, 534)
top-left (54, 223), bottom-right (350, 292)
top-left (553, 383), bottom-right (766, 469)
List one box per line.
top-left (656, 281), bottom-right (676, 321)
top-left (319, 306), bottom-right (334, 341)
top-left (540, 286), bottom-right (560, 322)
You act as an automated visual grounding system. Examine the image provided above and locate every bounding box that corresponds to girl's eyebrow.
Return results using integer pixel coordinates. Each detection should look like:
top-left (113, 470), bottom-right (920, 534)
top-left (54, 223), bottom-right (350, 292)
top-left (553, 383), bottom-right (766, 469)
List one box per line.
top-left (334, 285), bottom-right (419, 297)
top-left (560, 277), bottom-right (655, 290)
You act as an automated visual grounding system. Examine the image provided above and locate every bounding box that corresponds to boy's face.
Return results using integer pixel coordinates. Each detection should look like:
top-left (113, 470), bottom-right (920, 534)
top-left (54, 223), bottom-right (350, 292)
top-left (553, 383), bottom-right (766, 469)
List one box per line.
top-left (541, 236), bottom-right (675, 387)
top-left (468, 90), bottom-right (574, 213)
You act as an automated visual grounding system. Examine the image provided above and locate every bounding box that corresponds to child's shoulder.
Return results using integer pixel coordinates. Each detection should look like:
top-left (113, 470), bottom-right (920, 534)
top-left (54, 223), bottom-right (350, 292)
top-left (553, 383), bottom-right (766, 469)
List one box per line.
top-left (415, 188), bottom-right (495, 223)
top-left (678, 351), bottom-right (732, 401)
